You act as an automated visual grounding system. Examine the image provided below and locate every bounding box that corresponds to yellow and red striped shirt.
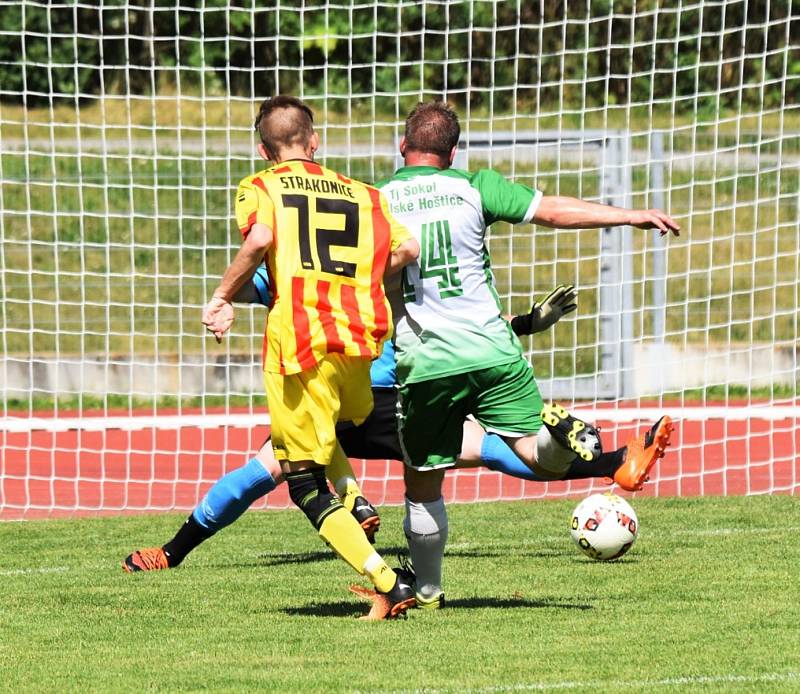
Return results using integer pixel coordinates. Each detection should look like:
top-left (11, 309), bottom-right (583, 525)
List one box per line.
top-left (235, 160), bottom-right (411, 375)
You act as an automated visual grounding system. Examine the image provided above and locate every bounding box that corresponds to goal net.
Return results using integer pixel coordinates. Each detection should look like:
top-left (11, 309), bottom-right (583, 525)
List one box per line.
top-left (1, 1), bottom-right (798, 517)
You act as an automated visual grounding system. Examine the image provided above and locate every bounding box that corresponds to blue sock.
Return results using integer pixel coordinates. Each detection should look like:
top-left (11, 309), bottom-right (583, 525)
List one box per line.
top-left (480, 433), bottom-right (544, 481)
top-left (192, 457), bottom-right (277, 534)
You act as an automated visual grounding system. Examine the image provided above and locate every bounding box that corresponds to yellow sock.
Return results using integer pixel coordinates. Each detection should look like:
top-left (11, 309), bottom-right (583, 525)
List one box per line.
top-left (326, 443), bottom-right (362, 512)
top-left (362, 553), bottom-right (397, 593)
top-left (318, 507), bottom-right (395, 593)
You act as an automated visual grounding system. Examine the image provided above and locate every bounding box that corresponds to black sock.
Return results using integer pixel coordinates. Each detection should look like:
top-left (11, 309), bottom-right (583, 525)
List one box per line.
top-left (561, 448), bottom-right (626, 480)
top-left (162, 515), bottom-right (214, 567)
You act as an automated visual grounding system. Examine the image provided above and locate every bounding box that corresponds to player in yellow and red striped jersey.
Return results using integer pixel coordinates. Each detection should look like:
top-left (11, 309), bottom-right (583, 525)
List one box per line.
top-left (202, 95), bottom-right (419, 619)
top-left (234, 158), bottom-right (405, 374)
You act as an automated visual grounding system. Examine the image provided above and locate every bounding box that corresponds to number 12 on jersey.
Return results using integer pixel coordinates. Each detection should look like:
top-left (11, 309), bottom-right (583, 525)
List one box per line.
top-left (402, 219), bottom-right (463, 302)
top-left (282, 194), bottom-right (359, 278)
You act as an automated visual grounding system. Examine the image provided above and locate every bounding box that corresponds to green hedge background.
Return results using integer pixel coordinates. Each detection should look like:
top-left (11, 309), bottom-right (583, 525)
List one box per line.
top-left (2, 0), bottom-right (797, 114)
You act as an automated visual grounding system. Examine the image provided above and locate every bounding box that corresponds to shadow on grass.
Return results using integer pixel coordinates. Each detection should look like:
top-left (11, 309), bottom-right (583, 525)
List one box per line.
top-left (224, 544), bottom-right (636, 570)
top-left (251, 545), bottom-right (410, 568)
top-left (253, 545), bottom-right (575, 568)
top-left (280, 601), bottom-right (367, 618)
top-left (446, 596), bottom-right (592, 610)
top-left (253, 549), bottom-right (338, 566)
top-left (282, 595), bottom-right (592, 617)
top-left (570, 556), bottom-right (641, 565)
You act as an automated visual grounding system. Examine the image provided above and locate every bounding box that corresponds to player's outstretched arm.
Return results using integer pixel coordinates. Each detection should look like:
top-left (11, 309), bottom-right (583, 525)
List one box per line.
top-left (532, 195), bottom-right (680, 236)
top-left (203, 223), bottom-right (273, 342)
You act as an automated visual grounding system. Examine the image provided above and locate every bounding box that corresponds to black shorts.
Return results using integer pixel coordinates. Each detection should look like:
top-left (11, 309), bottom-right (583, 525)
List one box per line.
top-left (335, 387), bottom-right (402, 460)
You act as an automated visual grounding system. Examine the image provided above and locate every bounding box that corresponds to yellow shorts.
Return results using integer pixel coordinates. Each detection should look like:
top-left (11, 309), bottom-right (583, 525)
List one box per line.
top-left (264, 353), bottom-right (374, 464)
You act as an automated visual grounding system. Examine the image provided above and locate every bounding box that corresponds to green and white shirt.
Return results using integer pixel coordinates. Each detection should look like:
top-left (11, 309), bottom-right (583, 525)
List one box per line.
top-left (377, 166), bottom-right (542, 384)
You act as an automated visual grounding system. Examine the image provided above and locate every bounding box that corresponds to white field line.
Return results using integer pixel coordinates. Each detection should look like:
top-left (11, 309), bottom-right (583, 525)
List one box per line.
top-left (0, 566), bottom-right (70, 577)
top-left (374, 670), bottom-right (800, 693)
top-left (2, 406), bottom-right (798, 434)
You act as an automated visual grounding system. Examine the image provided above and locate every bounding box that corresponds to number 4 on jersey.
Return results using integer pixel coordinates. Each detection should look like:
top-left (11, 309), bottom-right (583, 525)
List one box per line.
top-left (403, 219), bottom-right (463, 302)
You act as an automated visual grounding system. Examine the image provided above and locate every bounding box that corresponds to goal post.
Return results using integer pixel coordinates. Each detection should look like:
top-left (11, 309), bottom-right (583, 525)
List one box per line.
top-left (1, 1), bottom-right (798, 517)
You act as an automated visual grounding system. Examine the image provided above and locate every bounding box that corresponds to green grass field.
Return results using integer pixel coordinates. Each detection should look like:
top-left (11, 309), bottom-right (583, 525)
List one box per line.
top-left (2, 496), bottom-right (798, 692)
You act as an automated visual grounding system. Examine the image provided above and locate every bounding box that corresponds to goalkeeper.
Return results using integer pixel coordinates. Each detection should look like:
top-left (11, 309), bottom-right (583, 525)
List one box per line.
top-left (122, 276), bottom-right (592, 573)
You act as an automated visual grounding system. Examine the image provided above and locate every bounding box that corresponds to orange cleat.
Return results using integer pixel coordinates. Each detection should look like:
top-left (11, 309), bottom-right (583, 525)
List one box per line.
top-left (613, 416), bottom-right (674, 492)
top-left (122, 547), bottom-right (170, 573)
top-left (350, 572), bottom-right (416, 620)
top-left (359, 592), bottom-right (397, 621)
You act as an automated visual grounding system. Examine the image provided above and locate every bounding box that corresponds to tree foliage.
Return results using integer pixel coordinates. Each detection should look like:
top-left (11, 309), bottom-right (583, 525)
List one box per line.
top-left (1, 0), bottom-right (795, 113)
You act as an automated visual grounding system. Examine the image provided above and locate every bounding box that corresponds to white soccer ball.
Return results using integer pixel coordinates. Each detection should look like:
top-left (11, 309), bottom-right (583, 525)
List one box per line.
top-left (570, 492), bottom-right (638, 561)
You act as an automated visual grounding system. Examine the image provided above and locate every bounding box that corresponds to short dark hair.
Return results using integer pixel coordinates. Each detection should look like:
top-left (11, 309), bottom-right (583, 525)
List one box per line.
top-left (254, 95), bottom-right (315, 155)
top-left (403, 101), bottom-right (460, 157)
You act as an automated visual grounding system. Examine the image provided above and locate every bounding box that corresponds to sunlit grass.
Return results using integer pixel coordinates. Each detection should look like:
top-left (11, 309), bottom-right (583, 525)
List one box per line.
top-left (1, 496), bottom-right (798, 691)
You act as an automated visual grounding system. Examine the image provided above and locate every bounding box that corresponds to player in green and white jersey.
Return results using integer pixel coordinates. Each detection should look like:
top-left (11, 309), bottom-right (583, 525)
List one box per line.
top-left (379, 101), bottom-right (679, 607)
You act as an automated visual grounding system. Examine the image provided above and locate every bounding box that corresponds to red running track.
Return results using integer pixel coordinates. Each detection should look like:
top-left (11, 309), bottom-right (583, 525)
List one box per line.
top-left (1, 413), bottom-right (798, 519)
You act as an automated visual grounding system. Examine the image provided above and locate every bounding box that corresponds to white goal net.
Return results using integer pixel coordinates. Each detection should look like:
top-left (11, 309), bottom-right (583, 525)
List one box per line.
top-left (1, 1), bottom-right (798, 517)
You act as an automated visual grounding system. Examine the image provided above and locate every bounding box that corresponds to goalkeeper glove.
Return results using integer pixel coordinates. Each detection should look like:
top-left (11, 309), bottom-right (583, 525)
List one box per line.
top-left (510, 284), bottom-right (577, 336)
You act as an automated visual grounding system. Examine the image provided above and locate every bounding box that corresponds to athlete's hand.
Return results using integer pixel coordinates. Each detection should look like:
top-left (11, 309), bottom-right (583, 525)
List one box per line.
top-left (629, 209), bottom-right (681, 236)
top-left (510, 284), bottom-right (577, 336)
top-left (202, 295), bottom-right (234, 343)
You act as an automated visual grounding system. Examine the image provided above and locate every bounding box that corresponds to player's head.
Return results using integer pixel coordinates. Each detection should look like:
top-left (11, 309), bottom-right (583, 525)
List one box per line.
top-left (254, 95), bottom-right (319, 163)
top-left (399, 101), bottom-right (460, 169)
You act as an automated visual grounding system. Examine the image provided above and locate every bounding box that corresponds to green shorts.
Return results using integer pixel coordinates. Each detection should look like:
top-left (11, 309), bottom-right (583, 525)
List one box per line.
top-left (398, 359), bottom-right (544, 470)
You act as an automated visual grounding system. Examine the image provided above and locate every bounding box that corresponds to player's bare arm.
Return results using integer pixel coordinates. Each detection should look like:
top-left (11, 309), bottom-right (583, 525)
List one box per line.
top-left (202, 222), bottom-right (273, 342)
top-left (386, 237), bottom-right (420, 276)
top-left (532, 195), bottom-right (680, 236)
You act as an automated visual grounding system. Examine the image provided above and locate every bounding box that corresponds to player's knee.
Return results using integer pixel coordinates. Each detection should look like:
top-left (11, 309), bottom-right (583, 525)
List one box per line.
top-left (192, 457), bottom-right (277, 532)
top-left (241, 457), bottom-right (277, 498)
top-left (286, 468), bottom-right (343, 530)
top-left (404, 496), bottom-right (448, 537)
top-left (403, 466), bottom-right (445, 503)
top-left (219, 457), bottom-right (275, 504)
top-left (254, 436), bottom-right (284, 484)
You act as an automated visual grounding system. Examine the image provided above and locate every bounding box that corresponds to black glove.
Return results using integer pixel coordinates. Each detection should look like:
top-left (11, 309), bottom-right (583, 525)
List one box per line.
top-left (510, 284), bottom-right (578, 336)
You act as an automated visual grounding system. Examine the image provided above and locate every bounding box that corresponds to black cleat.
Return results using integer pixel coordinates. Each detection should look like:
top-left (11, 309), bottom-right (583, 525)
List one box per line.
top-left (383, 573), bottom-right (416, 618)
top-left (541, 403), bottom-right (602, 462)
top-left (354, 570), bottom-right (416, 620)
top-left (396, 551), bottom-right (417, 587)
top-left (350, 496), bottom-right (380, 543)
top-left (397, 552), bottom-right (445, 610)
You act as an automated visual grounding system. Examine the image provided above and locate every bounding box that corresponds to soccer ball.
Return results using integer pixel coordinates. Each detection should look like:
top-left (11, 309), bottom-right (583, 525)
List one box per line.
top-left (570, 492), bottom-right (638, 561)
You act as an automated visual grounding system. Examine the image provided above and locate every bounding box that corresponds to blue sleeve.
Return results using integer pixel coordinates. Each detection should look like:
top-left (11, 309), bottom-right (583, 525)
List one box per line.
top-left (251, 265), bottom-right (272, 306)
top-left (369, 341), bottom-right (397, 388)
